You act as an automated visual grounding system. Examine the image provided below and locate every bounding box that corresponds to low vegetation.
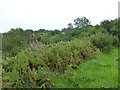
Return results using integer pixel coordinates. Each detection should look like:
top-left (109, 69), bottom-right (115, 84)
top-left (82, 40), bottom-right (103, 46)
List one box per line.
top-left (1, 17), bottom-right (119, 88)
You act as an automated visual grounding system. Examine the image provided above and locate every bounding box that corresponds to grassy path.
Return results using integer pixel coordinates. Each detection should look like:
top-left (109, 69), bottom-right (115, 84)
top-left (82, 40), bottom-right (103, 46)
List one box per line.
top-left (75, 48), bottom-right (118, 88)
top-left (51, 48), bottom-right (118, 88)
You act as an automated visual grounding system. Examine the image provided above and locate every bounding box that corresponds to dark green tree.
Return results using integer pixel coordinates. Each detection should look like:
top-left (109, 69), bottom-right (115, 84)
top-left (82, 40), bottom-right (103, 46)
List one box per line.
top-left (67, 23), bottom-right (73, 29)
top-left (74, 17), bottom-right (91, 29)
top-left (100, 20), bottom-right (111, 32)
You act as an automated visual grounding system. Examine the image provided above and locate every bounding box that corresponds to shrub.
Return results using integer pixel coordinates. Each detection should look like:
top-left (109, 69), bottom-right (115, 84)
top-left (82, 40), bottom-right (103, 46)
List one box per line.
top-left (90, 32), bottom-right (115, 52)
top-left (2, 49), bottom-right (52, 88)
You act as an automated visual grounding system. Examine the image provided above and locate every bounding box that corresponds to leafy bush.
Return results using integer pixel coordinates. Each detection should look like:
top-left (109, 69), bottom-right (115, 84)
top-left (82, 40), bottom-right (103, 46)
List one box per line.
top-left (90, 32), bottom-right (116, 52)
top-left (2, 37), bottom-right (100, 88)
top-left (2, 49), bottom-right (52, 88)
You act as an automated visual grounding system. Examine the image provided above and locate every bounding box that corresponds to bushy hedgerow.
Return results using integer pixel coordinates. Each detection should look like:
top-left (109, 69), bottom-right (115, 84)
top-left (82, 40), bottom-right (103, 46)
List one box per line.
top-left (2, 31), bottom-right (118, 88)
top-left (90, 32), bottom-right (117, 52)
top-left (2, 38), bottom-right (99, 88)
top-left (2, 49), bottom-right (53, 88)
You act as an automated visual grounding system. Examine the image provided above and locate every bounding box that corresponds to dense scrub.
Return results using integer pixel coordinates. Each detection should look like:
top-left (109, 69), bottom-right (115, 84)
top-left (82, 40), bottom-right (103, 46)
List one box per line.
top-left (1, 18), bottom-right (119, 88)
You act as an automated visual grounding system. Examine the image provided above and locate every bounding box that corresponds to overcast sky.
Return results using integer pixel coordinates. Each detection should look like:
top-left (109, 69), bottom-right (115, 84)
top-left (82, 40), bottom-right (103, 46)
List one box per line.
top-left (0, 0), bottom-right (119, 33)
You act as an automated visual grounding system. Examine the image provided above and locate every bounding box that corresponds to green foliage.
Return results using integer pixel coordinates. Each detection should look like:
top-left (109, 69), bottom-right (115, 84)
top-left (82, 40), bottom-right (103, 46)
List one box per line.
top-left (67, 23), bottom-right (73, 29)
top-left (100, 20), bottom-right (111, 32)
top-left (50, 49), bottom-right (118, 88)
top-left (101, 19), bottom-right (118, 36)
top-left (90, 32), bottom-right (116, 52)
top-left (2, 49), bottom-right (52, 88)
top-left (74, 17), bottom-right (91, 29)
top-left (2, 17), bottom-right (118, 88)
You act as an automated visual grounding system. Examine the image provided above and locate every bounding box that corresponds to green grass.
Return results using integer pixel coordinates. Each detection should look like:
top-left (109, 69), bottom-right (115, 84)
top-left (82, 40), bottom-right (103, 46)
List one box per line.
top-left (51, 48), bottom-right (118, 88)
